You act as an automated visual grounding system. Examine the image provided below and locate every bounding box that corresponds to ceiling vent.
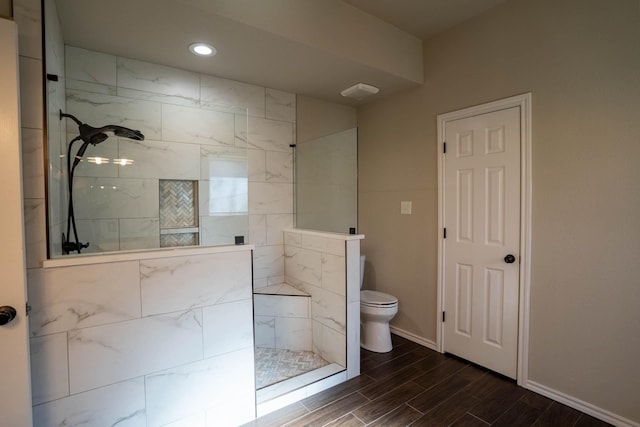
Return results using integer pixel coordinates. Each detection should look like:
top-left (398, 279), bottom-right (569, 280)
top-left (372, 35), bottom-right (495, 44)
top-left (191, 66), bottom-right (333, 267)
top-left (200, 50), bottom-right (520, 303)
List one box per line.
top-left (340, 83), bottom-right (379, 100)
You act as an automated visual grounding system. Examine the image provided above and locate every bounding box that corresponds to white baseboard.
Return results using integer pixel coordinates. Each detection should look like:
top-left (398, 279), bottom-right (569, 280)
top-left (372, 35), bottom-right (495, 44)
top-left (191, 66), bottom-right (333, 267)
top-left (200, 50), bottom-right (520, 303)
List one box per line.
top-left (524, 380), bottom-right (639, 427)
top-left (389, 326), bottom-right (438, 351)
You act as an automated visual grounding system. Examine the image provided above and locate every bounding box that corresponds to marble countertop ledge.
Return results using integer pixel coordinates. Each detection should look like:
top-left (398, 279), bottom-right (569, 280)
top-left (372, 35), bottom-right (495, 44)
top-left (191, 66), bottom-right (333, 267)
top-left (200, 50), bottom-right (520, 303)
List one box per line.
top-left (284, 228), bottom-right (364, 240)
top-left (41, 244), bottom-right (255, 269)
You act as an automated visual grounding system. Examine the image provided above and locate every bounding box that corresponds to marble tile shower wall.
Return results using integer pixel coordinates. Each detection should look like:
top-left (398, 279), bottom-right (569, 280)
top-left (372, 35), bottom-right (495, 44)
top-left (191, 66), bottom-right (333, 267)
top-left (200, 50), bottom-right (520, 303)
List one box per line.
top-left (283, 231), bottom-right (348, 367)
top-left (59, 45), bottom-right (295, 261)
top-left (28, 249), bottom-right (257, 426)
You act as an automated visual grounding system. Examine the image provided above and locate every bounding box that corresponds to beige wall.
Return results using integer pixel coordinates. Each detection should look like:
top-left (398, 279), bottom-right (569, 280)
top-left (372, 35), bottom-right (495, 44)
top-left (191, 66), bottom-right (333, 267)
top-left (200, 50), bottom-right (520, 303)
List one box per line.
top-left (0, 0), bottom-right (11, 18)
top-left (297, 95), bottom-right (357, 143)
top-left (357, 0), bottom-right (639, 422)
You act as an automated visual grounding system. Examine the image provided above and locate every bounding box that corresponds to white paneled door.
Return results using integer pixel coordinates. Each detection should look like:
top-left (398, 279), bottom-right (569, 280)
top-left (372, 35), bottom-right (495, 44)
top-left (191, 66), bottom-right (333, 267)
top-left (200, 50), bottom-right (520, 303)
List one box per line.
top-left (443, 106), bottom-right (521, 379)
top-left (0, 18), bottom-right (33, 426)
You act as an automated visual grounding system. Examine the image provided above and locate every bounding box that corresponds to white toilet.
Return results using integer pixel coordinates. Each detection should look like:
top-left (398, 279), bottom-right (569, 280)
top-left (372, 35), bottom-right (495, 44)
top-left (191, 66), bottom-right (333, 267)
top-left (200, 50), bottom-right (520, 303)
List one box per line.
top-left (360, 255), bottom-right (398, 353)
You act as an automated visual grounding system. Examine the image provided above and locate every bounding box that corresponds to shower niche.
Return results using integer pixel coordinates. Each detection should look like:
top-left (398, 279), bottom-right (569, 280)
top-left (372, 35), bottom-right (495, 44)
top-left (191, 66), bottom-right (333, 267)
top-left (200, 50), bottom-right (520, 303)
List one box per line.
top-left (159, 180), bottom-right (199, 247)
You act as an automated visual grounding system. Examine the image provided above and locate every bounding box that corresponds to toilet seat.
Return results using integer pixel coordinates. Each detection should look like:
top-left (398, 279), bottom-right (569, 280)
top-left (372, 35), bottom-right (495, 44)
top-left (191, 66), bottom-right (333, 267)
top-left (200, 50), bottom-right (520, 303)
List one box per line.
top-left (361, 290), bottom-right (398, 306)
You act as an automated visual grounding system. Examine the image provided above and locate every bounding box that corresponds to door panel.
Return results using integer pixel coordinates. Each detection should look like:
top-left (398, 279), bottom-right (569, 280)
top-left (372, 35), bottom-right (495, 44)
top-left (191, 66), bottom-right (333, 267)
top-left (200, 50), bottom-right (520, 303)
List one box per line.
top-left (0, 18), bottom-right (33, 426)
top-left (443, 106), bottom-right (520, 379)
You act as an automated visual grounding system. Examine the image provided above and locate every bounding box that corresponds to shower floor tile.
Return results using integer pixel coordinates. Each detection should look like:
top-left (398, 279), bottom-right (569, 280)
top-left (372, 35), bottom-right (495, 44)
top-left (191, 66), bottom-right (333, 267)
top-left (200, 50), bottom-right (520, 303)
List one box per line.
top-left (255, 347), bottom-right (329, 389)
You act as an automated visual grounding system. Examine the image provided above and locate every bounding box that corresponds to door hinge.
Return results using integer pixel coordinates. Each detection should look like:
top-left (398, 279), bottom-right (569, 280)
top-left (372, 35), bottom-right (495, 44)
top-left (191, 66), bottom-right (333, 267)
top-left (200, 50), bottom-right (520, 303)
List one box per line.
top-left (26, 302), bottom-right (32, 317)
top-left (442, 311), bottom-right (446, 322)
top-left (443, 142), bottom-right (447, 153)
top-left (443, 228), bottom-right (447, 239)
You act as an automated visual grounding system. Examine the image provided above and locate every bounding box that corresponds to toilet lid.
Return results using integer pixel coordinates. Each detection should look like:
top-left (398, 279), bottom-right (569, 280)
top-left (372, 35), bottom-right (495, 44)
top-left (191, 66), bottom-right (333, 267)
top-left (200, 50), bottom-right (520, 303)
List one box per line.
top-left (361, 290), bottom-right (398, 306)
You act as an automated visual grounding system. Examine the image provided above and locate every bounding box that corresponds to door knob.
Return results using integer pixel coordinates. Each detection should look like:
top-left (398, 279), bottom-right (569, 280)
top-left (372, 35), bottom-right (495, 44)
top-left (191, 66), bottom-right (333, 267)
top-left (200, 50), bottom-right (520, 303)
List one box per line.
top-left (504, 254), bottom-right (516, 264)
top-left (0, 306), bottom-right (17, 326)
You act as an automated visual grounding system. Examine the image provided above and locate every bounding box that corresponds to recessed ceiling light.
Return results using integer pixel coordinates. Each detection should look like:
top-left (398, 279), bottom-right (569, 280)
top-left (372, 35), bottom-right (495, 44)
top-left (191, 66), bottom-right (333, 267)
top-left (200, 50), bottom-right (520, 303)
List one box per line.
top-left (189, 42), bottom-right (216, 57)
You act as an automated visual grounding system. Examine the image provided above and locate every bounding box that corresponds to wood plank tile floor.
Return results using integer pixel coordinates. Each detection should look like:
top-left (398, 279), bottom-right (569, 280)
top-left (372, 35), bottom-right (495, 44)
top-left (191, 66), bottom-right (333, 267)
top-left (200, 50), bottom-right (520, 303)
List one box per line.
top-left (243, 334), bottom-right (612, 427)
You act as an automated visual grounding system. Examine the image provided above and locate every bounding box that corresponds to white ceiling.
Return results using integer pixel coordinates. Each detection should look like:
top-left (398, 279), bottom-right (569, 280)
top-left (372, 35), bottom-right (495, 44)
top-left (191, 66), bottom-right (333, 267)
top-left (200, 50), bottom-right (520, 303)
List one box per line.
top-left (53, 0), bottom-right (507, 105)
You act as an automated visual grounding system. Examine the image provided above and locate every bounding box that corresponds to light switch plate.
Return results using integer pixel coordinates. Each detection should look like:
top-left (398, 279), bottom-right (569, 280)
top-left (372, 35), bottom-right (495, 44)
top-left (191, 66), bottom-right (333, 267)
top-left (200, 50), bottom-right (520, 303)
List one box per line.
top-left (401, 201), bottom-right (412, 215)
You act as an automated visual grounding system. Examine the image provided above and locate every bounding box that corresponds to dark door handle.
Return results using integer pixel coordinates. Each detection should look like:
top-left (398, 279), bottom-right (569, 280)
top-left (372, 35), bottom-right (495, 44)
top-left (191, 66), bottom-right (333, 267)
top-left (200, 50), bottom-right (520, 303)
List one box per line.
top-left (0, 306), bottom-right (17, 326)
top-left (504, 254), bottom-right (516, 264)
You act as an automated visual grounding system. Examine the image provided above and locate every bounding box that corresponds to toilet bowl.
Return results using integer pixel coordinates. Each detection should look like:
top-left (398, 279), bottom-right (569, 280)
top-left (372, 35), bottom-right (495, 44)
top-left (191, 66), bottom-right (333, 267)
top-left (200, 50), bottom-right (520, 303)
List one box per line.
top-left (360, 256), bottom-right (398, 353)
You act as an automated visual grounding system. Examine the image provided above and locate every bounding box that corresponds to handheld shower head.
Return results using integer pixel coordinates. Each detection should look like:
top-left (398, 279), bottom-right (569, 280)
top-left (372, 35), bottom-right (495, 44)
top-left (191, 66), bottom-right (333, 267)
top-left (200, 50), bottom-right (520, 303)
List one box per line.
top-left (60, 110), bottom-right (145, 145)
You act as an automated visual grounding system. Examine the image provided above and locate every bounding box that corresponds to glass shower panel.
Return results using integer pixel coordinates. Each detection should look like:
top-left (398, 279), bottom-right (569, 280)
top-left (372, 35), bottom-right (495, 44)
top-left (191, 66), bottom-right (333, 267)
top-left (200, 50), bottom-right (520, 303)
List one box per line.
top-left (295, 128), bottom-right (358, 233)
top-left (43, 40), bottom-right (250, 257)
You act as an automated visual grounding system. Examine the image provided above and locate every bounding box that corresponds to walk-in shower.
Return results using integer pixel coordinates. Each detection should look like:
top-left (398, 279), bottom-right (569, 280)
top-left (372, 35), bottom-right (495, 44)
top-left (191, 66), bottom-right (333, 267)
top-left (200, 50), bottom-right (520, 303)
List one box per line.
top-left (59, 110), bottom-right (144, 254)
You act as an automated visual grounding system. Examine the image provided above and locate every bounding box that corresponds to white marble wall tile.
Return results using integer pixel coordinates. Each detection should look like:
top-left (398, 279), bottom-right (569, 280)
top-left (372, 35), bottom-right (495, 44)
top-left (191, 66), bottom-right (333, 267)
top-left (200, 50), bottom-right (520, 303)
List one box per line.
top-left (248, 148), bottom-right (266, 182)
top-left (301, 234), bottom-right (346, 256)
top-left (27, 261), bottom-right (141, 337)
top-left (284, 246), bottom-right (322, 287)
top-left (253, 277), bottom-right (268, 291)
top-left (246, 117), bottom-right (293, 152)
top-left (66, 78), bottom-right (117, 96)
top-left (302, 284), bottom-right (346, 333)
top-left (198, 179), bottom-right (248, 218)
top-left (118, 86), bottom-right (200, 108)
top-left (249, 214), bottom-right (266, 246)
top-left (162, 104), bottom-right (234, 146)
top-left (145, 347), bottom-right (255, 427)
top-left (30, 333), bottom-right (69, 405)
top-left (119, 139), bottom-right (200, 179)
top-left (19, 56), bottom-right (43, 129)
top-left (66, 89), bottom-right (161, 140)
top-left (322, 326), bottom-right (347, 367)
top-left (312, 320), bottom-right (323, 356)
top-left (255, 316), bottom-right (276, 348)
top-left (65, 46), bottom-right (116, 85)
top-left (201, 74), bottom-right (265, 117)
top-left (21, 127), bottom-right (44, 198)
top-left (267, 276), bottom-right (286, 286)
top-left (73, 177), bottom-right (159, 220)
top-left (71, 136), bottom-right (119, 178)
top-left (249, 182), bottom-right (293, 214)
top-left (234, 114), bottom-right (249, 147)
top-left (275, 317), bottom-right (312, 351)
top-left (206, 398), bottom-right (257, 427)
top-left (14, 0), bottom-right (41, 57)
top-left (203, 299), bottom-right (253, 358)
top-left (119, 218), bottom-right (160, 250)
top-left (44, 0), bottom-right (63, 72)
top-left (254, 294), bottom-right (309, 318)
top-left (75, 219), bottom-right (120, 253)
top-left (200, 145), bottom-right (247, 180)
top-left (32, 378), bottom-right (146, 427)
top-left (346, 240), bottom-right (361, 304)
top-left (140, 251), bottom-right (252, 316)
top-left (266, 214), bottom-right (293, 245)
top-left (322, 253), bottom-right (346, 296)
top-left (68, 309), bottom-right (203, 393)
top-left (265, 89), bottom-right (295, 123)
top-left (284, 231), bottom-right (301, 247)
top-left (117, 56), bottom-right (200, 101)
top-left (200, 215), bottom-right (248, 246)
top-left (253, 244), bottom-right (285, 280)
top-left (265, 151), bottom-right (293, 182)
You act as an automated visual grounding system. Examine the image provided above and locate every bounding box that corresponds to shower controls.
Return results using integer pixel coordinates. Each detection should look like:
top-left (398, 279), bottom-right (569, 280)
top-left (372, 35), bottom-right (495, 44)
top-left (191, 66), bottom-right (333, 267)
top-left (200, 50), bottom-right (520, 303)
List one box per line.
top-left (0, 306), bottom-right (17, 326)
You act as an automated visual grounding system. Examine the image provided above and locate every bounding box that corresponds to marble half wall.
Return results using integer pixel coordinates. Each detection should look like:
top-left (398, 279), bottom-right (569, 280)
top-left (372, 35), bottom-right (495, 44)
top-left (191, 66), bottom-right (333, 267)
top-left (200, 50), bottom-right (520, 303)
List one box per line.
top-left (28, 246), bottom-right (255, 427)
top-left (282, 229), bottom-right (362, 377)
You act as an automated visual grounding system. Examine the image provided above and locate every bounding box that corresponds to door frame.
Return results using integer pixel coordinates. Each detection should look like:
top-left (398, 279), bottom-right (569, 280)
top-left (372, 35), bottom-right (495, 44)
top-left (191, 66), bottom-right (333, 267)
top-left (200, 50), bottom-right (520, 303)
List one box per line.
top-left (436, 93), bottom-right (532, 385)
